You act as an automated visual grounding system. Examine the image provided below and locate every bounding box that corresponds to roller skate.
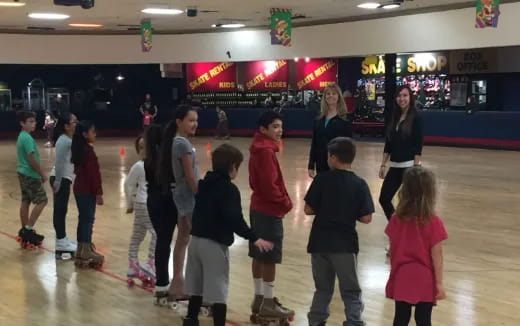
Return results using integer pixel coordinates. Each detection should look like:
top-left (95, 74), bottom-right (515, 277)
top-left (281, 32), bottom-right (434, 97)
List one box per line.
top-left (153, 285), bottom-right (171, 306)
top-left (257, 297), bottom-right (295, 326)
top-left (17, 227), bottom-right (44, 249)
top-left (140, 258), bottom-right (156, 281)
top-left (250, 294), bottom-right (264, 323)
top-left (55, 237), bottom-right (77, 260)
top-left (74, 242), bottom-right (104, 269)
top-left (127, 259), bottom-right (154, 288)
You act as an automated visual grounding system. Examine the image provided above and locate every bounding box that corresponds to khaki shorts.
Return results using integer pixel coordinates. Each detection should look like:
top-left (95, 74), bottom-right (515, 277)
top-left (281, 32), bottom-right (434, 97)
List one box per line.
top-left (18, 173), bottom-right (47, 205)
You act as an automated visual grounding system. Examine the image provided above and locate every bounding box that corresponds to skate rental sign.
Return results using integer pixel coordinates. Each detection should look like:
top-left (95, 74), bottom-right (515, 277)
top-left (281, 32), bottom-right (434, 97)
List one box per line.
top-left (295, 59), bottom-right (338, 90)
top-left (244, 60), bottom-right (289, 91)
top-left (186, 62), bottom-right (237, 91)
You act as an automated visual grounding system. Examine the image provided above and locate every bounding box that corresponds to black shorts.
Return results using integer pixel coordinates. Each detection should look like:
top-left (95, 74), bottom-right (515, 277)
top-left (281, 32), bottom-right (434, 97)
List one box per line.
top-left (248, 210), bottom-right (284, 264)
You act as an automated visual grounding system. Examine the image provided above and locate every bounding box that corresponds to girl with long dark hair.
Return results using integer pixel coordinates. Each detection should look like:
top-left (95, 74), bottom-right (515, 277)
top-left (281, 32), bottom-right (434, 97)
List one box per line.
top-left (379, 85), bottom-right (424, 233)
top-left (50, 112), bottom-right (78, 258)
top-left (71, 120), bottom-right (104, 268)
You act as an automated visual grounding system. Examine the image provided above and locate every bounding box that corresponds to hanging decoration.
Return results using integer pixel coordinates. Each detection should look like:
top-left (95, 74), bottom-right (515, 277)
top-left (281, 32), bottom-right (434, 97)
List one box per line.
top-left (141, 19), bottom-right (153, 52)
top-left (270, 8), bottom-right (292, 47)
top-left (476, 0), bottom-right (500, 28)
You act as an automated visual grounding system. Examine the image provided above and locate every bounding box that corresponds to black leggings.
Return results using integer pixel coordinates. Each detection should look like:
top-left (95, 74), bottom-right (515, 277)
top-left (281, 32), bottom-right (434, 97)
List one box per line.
top-left (379, 167), bottom-right (407, 220)
top-left (50, 177), bottom-right (72, 239)
top-left (148, 189), bottom-right (178, 287)
top-left (393, 301), bottom-right (433, 326)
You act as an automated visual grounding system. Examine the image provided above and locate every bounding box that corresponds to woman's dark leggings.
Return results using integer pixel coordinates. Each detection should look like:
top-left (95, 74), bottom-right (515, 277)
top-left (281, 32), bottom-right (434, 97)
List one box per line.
top-left (393, 301), bottom-right (433, 326)
top-left (50, 177), bottom-right (72, 239)
top-left (148, 188), bottom-right (178, 287)
top-left (379, 167), bottom-right (407, 220)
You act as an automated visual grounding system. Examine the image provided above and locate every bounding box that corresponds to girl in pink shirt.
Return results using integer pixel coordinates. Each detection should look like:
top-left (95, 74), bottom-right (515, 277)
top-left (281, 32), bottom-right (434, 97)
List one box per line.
top-left (385, 166), bottom-right (448, 326)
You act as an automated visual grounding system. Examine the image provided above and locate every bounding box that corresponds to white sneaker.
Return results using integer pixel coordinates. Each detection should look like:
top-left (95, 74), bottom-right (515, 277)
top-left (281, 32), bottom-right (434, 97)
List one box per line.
top-left (56, 237), bottom-right (77, 252)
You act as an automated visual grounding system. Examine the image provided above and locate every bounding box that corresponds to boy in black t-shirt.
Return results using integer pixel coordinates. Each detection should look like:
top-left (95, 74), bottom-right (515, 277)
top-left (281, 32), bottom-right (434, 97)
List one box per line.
top-left (304, 137), bottom-right (374, 326)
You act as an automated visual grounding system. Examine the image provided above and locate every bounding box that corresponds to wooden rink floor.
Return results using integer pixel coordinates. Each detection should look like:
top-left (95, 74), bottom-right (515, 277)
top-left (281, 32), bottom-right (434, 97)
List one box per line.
top-left (0, 136), bottom-right (519, 326)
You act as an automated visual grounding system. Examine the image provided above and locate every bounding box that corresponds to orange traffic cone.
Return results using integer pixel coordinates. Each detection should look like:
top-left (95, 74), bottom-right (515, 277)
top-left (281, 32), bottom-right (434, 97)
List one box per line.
top-left (279, 139), bottom-right (284, 152)
top-left (120, 146), bottom-right (126, 157)
top-left (205, 142), bottom-right (212, 152)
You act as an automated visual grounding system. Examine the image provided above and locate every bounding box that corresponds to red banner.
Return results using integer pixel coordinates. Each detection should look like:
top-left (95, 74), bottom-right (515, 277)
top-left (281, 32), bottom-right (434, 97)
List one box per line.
top-left (295, 59), bottom-right (338, 90)
top-left (244, 60), bottom-right (288, 91)
top-left (186, 62), bottom-right (237, 92)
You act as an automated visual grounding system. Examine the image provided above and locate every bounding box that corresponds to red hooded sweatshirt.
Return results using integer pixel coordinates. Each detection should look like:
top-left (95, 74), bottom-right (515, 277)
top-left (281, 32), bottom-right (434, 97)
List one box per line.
top-left (73, 146), bottom-right (103, 196)
top-left (249, 132), bottom-right (292, 218)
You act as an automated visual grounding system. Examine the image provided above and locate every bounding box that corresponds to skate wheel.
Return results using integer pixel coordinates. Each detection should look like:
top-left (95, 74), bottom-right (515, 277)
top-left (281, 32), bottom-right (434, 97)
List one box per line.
top-left (127, 279), bottom-right (135, 287)
top-left (170, 302), bottom-right (179, 310)
top-left (201, 307), bottom-right (211, 317)
top-left (288, 315), bottom-right (294, 322)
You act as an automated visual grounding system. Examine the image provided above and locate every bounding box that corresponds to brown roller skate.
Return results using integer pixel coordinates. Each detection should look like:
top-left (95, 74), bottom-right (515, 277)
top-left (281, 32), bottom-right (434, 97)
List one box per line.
top-left (75, 242), bottom-right (104, 269)
top-left (250, 294), bottom-right (264, 323)
top-left (257, 297), bottom-right (295, 326)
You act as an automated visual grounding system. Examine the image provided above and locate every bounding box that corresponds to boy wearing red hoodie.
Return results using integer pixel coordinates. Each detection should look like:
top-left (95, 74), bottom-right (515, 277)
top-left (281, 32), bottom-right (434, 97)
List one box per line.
top-left (248, 111), bottom-right (294, 323)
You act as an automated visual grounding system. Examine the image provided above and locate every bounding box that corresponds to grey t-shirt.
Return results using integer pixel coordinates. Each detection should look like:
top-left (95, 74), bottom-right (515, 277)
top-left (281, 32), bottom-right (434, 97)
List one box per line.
top-left (172, 136), bottom-right (199, 209)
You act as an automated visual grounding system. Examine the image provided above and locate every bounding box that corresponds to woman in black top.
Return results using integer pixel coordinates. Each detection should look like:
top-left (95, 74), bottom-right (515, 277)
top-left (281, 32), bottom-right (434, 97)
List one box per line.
top-left (308, 84), bottom-right (353, 178)
top-left (378, 85), bottom-right (423, 221)
top-left (144, 123), bottom-right (179, 300)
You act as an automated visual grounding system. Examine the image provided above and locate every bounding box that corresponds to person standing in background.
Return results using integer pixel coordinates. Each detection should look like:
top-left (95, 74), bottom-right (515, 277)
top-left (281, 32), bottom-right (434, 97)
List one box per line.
top-left (140, 93), bottom-right (158, 130)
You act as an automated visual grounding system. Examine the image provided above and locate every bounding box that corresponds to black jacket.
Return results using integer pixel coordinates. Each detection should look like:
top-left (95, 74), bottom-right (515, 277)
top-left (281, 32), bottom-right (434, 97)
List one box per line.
top-left (308, 116), bottom-right (353, 172)
top-left (191, 171), bottom-right (258, 246)
top-left (384, 114), bottom-right (423, 162)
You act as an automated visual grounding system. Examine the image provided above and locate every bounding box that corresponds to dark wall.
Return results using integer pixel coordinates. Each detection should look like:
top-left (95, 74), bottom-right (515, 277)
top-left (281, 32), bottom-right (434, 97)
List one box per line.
top-left (338, 57), bottom-right (363, 94)
top-left (0, 64), bottom-right (187, 120)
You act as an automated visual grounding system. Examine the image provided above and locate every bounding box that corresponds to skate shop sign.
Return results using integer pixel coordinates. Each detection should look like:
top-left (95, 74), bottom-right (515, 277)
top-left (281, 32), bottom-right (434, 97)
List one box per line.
top-left (187, 62), bottom-right (237, 92)
top-left (362, 52), bottom-right (448, 76)
top-left (244, 60), bottom-right (289, 91)
top-left (295, 59), bottom-right (338, 90)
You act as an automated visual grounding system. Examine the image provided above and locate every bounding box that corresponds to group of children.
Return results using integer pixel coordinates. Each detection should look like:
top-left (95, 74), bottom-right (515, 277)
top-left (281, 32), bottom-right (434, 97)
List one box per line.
top-left (15, 105), bottom-right (448, 326)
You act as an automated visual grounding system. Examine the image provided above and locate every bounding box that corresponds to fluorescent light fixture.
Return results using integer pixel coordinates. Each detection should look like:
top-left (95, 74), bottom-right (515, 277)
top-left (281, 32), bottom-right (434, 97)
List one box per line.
top-left (221, 23), bottom-right (245, 28)
top-left (382, 3), bottom-right (400, 9)
top-left (305, 57), bottom-right (310, 62)
top-left (69, 23), bottom-right (103, 28)
top-left (28, 13), bottom-right (70, 20)
top-left (141, 8), bottom-right (183, 15)
top-left (116, 74), bottom-right (125, 81)
top-left (357, 2), bottom-right (380, 9)
top-left (0, 1), bottom-right (26, 7)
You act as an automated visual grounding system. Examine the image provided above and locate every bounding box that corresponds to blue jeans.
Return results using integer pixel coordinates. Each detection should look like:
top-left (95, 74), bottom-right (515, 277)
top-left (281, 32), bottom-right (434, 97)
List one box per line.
top-left (75, 194), bottom-right (96, 243)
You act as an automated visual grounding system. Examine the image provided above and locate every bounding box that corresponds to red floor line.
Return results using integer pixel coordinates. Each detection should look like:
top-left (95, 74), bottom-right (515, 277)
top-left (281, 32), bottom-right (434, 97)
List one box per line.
top-left (0, 229), bottom-right (244, 326)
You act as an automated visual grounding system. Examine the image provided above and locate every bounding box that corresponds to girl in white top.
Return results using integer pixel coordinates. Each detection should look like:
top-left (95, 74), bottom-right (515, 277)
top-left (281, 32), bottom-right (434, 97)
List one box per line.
top-left (125, 136), bottom-right (157, 280)
top-left (50, 112), bottom-right (78, 256)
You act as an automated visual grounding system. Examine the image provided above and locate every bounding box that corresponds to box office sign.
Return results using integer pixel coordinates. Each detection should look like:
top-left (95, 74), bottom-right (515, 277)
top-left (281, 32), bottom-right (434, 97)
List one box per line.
top-left (244, 60), bottom-right (289, 91)
top-left (362, 53), bottom-right (448, 76)
top-left (187, 62), bottom-right (237, 92)
top-left (449, 49), bottom-right (498, 74)
top-left (295, 59), bottom-right (338, 90)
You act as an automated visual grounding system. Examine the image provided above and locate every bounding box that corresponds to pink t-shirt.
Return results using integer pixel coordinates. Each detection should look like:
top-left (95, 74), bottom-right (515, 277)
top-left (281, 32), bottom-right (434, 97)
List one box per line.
top-left (385, 214), bottom-right (448, 304)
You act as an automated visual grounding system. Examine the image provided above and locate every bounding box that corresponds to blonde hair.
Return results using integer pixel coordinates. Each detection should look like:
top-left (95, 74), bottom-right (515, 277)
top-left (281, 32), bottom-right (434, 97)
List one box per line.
top-left (320, 84), bottom-right (348, 119)
top-left (395, 166), bottom-right (437, 224)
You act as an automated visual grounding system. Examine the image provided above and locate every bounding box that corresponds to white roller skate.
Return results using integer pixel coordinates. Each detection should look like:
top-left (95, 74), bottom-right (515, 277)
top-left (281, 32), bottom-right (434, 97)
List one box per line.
top-left (127, 259), bottom-right (154, 288)
top-left (55, 237), bottom-right (77, 260)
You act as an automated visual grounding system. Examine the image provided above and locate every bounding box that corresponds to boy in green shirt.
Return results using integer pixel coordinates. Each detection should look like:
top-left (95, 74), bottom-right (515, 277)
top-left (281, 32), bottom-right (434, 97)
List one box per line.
top-left (16, 111), bottom-right (48, 247)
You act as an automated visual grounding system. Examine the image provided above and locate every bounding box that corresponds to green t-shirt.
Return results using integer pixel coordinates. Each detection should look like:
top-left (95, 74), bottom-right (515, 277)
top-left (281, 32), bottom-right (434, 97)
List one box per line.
top-left (17, 131), bottom-right (41, 179)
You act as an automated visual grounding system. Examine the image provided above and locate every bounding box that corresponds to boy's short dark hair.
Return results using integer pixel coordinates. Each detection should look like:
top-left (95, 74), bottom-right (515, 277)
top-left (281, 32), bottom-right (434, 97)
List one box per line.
top-left (257, 110), bottom-right (282, 129)
top-left (17, 110), bottom-right (36, 123)
top-left (328, 137), bottom-right (356, 164)
top-left (135, 134), bottom-right (144, 154)
top-left (212, 144), bottom-right (244, 173)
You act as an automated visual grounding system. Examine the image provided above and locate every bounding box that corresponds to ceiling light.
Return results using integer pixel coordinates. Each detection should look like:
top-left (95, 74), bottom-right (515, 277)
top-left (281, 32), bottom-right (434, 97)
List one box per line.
top-left (305, 57), bottom-right (310, 63)
top-left (382, 3), bottom-right (401, 9)
top-left (116, 74), bottom-right (125, 81)
top-left (141, 8), bottom-right (183, 15)
top-left (69, 23), bottom-right (103, 28)
top-left (294, 57), bottom-right (299, 62)
top-left (357, 2), bottom-right (381, 9)
top-left (0, 1), bottom-right (26, 7)
top-left (28, 13), bottom-right (70, 20)
top-left (221, 23), bottom-right (245, 28)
